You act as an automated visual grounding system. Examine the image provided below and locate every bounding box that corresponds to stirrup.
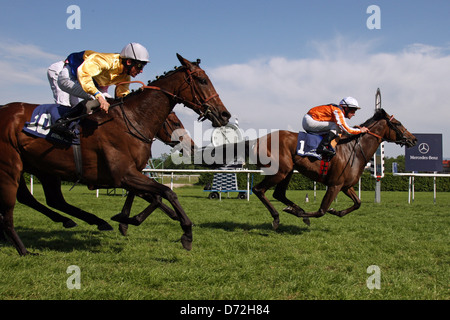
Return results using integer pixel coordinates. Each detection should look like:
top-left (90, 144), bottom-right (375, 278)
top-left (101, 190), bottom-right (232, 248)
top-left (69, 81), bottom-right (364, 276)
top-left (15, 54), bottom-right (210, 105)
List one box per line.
top-left (51, 122), bottom-right (77, 139)
top-left (317, 145), bottom-right (336, 158)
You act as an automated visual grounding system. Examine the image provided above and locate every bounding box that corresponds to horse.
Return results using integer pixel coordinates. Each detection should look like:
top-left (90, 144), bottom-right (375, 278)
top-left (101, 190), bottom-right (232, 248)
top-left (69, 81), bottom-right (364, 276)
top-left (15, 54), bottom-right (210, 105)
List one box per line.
top-left (0, 54), bottom-right (230, 255)
top-left (12, 111), bottom-right (195, 235)
top-left (198, 108), bottom-right (416, 229)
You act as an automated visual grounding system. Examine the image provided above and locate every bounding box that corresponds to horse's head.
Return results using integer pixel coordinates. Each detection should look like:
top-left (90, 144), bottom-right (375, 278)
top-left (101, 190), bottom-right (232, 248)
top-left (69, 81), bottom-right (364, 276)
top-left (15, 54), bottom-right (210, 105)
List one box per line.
top-left (176, 54), bottom-right (231, 127)
top-left (367, 109), bottom-right (417, 147)
top-left (156, 112), bottom-right (196, 154)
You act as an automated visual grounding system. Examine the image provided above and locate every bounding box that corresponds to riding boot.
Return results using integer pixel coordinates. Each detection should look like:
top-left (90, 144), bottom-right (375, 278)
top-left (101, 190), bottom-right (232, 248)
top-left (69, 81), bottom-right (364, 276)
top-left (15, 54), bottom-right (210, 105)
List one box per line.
top-left (52, 102), bottom-right (86, 138)
top-left (317, 131), bottom-right (337, 158)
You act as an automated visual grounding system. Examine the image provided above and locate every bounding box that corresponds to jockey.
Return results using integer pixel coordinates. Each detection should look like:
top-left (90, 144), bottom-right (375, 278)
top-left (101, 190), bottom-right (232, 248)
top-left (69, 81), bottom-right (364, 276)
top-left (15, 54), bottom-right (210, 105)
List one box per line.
top-left (302, 97), bottom-right (369, 157)
top-left (52, 43), bottom-right (149, 137)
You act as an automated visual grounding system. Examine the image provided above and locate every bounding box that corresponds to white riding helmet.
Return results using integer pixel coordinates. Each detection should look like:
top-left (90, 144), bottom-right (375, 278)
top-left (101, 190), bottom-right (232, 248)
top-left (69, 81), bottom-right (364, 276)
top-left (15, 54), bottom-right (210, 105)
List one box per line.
top-left (339, 97), bottom-right (361, 109)
top-left (120, 43), bottom-right (150, 62)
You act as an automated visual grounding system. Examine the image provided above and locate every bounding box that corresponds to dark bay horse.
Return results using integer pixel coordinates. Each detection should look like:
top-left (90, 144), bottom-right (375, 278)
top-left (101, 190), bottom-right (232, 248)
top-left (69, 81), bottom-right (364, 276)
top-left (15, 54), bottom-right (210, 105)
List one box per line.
top-left (13, 111), bottom-right (195, 234)
top-left (0, 54), bottom-right (230, 255)
top-left (201, 108), bottom-right (416, 229)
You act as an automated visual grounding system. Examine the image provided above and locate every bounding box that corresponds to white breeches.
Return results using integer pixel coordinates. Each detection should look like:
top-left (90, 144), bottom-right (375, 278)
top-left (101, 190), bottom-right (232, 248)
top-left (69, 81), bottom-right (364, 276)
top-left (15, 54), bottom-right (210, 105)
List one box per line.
top-left (57, 64), bottom-right (93, 103)
top-left (302, 114), bottom-right (339, 135)
top-left (47, 61), bottom-right (80, 107)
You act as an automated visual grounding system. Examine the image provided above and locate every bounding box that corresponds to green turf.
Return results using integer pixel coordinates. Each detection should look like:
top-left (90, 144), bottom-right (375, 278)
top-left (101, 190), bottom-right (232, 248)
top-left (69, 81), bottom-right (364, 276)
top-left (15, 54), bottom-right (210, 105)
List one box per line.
top-left (0, 185), bottom-right (448, 300)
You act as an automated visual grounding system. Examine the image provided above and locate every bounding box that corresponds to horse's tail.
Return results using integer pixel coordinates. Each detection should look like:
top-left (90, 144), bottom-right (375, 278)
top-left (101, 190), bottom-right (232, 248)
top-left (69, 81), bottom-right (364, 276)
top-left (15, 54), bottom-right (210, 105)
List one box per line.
top-left (193, 140), bottom-right (253, 168)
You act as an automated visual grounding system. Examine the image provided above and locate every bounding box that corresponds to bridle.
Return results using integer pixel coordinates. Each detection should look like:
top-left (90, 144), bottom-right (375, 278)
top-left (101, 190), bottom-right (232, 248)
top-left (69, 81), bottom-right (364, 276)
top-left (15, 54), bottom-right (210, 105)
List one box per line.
top-left (124, 66), bottom-right (219, 122)
top-left (114, 67), bottom-right (219, 143)
top-left (182, 68), bottom-right (219, 121)
top-left (156, 113), bottom-right (189, 146)
top-left (365, 114), bottom-right (409, 146)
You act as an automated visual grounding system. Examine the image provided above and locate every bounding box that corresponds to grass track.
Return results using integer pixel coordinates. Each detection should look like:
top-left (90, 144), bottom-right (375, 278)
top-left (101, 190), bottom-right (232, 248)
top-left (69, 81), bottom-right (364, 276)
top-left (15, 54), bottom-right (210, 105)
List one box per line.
top-left (0, 185), bottom-right (448, 300)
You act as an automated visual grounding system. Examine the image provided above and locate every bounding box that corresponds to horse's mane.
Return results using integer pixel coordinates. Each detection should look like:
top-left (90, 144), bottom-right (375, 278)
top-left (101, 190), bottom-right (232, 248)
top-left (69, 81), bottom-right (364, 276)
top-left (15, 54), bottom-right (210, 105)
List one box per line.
top-left (338, 108), bottom-right (387, 144)
top-left (360, 108), bottom-right (388, 127)
top-left (113, 58), bottom-right (201, 102)
top-left (116, 65), bottom-right (188, 102)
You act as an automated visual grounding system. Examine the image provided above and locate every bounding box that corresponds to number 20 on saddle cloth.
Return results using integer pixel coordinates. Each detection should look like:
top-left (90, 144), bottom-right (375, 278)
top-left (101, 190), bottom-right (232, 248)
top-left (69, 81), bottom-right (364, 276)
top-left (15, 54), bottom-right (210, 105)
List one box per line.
top-left (296, 131), bottom-right (339, 181)
top-left (23, 104), bottom-right (81, 145)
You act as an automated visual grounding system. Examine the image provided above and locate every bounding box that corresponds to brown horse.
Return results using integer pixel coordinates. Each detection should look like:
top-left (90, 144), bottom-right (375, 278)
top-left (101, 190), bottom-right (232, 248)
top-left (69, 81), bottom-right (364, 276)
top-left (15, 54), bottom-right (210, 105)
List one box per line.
top-left (12, 111), bottom-right (194, 234)
top-left (0, 54), bottom-right (230, 255)
top-left (200, 108), bottom-right (416, 229)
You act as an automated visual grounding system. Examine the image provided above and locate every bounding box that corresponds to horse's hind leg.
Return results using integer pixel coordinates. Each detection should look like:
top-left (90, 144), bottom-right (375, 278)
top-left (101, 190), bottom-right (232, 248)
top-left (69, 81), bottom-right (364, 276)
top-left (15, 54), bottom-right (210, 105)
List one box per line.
top-left (252, 174), bottom-right (286, 230)
top-left (38, 174), bottom-right (113, 231)
top-left (0, 176), bottom-right (33, 255)
top-left (16, 175), bottom-right (77, 228)
top-left (272, 171), bottom-right (310, 226)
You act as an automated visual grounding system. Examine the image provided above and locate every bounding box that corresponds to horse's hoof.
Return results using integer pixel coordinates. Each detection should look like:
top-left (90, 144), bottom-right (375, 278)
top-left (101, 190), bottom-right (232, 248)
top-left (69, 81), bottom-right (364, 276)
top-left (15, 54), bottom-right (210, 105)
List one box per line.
top-left (181, 234), bottom-right (192, 251)
top-left (272, 219), bottom-right (279, 230)
top-left (98, 222), bottom-right (114, 231)
top-left (23, 250), bottom-right (39, 256)
top-left (118, 223), bottom-right (128, 236)
top-left (63, 220), bottom-right (77, 228)
top-left (302, 218), bottom-right (311, 226)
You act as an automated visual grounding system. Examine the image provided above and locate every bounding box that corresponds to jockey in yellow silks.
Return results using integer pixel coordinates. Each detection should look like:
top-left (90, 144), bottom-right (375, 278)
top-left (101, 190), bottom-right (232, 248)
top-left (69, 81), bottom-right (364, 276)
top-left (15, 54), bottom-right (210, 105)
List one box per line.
top-left (49, 43), bottom-right (149, 137)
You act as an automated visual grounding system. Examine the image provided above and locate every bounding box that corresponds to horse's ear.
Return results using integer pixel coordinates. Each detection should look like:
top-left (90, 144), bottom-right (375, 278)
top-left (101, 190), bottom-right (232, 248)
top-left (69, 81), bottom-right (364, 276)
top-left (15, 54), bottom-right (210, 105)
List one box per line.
top-left (374, 108), bottom-right (387, 120)
top-left (177, 53), bottom-right (191, 67)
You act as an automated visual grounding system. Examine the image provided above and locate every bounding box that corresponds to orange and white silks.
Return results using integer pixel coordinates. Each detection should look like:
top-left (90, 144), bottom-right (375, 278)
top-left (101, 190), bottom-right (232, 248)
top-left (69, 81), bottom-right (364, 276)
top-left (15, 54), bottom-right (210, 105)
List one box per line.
top-left (307, 104), bottom-right (362, 135)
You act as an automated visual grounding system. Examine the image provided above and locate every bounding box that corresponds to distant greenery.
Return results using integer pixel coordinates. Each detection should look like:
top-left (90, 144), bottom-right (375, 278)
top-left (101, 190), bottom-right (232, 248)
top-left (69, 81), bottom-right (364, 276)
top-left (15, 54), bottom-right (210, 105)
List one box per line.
top-left (196, 155), bottom-right (450, 192)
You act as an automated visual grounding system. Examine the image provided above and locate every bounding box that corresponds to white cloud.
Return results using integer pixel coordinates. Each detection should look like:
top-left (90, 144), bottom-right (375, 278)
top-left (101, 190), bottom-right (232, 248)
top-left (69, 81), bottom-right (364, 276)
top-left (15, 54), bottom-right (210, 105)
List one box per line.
top-left (0, 40), bottom-right (63, 101)
top-left (1, 37), bottom-right (449, 158)
top-left (207, 39), bottom-right (450, 157)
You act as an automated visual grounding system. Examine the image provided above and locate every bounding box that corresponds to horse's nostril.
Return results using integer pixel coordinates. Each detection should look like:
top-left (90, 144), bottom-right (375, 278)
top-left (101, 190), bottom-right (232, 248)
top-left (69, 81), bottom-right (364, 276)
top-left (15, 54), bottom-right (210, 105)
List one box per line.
top-left (222, 111), bottom-right (231, 120)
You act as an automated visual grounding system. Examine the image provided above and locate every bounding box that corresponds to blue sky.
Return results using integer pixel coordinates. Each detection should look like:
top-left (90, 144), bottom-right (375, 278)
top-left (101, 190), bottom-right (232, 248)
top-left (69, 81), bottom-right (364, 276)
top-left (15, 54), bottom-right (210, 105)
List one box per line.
top-left (1, 0), bottom-right (450, 158)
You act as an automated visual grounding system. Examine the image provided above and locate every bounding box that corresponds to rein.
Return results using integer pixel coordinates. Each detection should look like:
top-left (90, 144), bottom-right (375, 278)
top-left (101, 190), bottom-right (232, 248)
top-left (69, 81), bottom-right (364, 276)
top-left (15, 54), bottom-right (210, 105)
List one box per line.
top-left (367, 130), bottom-right (383, 142)
top-left (365, 114), bottom-right (407, 145)
top-left (120, 77), bottom-right (218, 121)
top-left (337, 113), bottom-right (406, 181)
top-left (113, 71), bottom-right (218, 144)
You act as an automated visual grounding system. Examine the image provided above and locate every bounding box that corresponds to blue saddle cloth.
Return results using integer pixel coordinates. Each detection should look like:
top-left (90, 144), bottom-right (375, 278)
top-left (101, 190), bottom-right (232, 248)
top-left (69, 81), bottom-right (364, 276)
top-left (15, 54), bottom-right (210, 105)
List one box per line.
top-left (296, 131), bottom-right (334, 160)
top-left (23, 104), bottom-right (80, 145)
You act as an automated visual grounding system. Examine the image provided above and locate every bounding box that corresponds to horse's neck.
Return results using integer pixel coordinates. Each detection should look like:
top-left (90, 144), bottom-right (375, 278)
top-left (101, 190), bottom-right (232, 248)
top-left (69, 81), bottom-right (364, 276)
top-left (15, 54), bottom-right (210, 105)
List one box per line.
top-left (124, 73), bottom-right (183, 139)
top-left (355, 121), bottom-right (386, 163)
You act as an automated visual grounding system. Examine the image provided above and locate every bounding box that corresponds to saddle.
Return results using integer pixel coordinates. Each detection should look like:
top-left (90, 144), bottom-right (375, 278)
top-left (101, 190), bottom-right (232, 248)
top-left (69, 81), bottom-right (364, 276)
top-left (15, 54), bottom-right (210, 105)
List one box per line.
top-left (23, 104), bottom-right (83, 182)
top-left (23, 104), bottom-right (81, 145)
top-left (296, 131), bottom-right (339, 182)
top-left (296, 132), bottom-right (337, 160)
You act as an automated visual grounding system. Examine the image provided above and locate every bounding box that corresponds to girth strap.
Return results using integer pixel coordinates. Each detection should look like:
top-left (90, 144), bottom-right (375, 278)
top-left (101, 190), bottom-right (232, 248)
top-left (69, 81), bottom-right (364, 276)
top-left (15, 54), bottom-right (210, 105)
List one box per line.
top-left (70, 144), bottom-right (83, 190)
top-left (318, 159), bottom-right (330, 182)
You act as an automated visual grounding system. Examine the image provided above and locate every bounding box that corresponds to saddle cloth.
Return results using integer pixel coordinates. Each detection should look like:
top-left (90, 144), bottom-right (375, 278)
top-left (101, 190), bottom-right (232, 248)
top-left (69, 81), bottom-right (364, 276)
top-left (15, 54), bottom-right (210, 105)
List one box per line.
top-left (296, 131), bottom-right (335, 160)
top-left (23, 104), bottom-right (80, 145)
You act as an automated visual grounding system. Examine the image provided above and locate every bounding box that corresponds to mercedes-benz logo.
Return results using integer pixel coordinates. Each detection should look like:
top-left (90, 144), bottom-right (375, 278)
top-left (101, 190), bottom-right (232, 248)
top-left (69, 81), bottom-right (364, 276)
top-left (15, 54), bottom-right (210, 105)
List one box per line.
top-left (418, 143), bottom-right (430, 154)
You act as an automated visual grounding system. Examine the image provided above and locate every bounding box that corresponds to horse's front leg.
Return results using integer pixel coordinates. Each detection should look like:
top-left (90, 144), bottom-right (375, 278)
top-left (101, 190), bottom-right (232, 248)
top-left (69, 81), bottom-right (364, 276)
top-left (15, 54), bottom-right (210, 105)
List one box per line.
top-left (327, 186), bottom-right (361, 217)
top-left (112, 192), bottom-right (180, 235)
top-left (300, 185), bottom-right (342, 218)
top-left (112, 193), bottom-right (161, 226)
top-left (121, 173), bottom-right (192, 251)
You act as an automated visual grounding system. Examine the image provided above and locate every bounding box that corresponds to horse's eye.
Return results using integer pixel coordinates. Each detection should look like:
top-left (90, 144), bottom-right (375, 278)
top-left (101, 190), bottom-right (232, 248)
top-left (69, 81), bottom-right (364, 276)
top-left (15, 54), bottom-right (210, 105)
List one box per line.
top-left (199, 78), bottom-right (208, 85)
